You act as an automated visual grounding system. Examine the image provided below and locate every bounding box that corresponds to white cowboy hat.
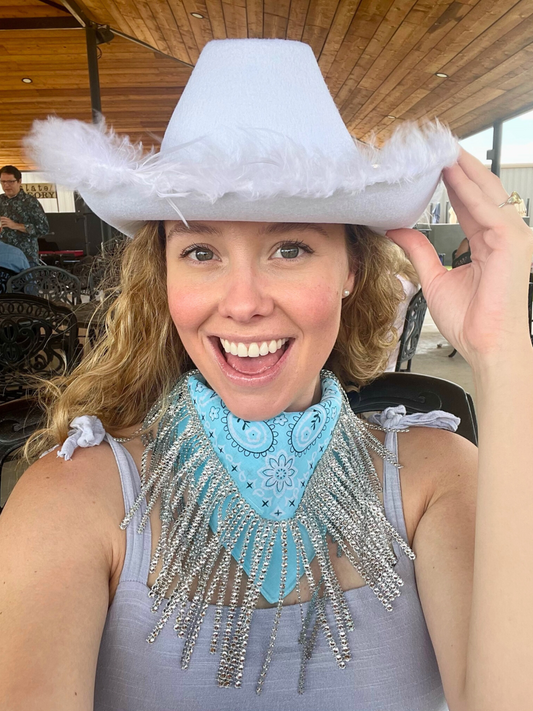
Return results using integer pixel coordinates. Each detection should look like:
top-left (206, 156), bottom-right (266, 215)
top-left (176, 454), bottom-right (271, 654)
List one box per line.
top-left (25, 39), bottom-right (458, 236)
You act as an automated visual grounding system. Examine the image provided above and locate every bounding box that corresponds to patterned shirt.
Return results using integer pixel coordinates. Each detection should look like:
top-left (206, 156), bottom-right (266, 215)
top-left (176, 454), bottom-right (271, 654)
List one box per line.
top-left (0, 188), bottom-right (49, 266)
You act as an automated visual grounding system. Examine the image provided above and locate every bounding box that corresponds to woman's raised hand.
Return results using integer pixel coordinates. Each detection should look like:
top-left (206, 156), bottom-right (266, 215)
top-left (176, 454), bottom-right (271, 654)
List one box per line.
top-left (386, 148), bottom-right (533, 369)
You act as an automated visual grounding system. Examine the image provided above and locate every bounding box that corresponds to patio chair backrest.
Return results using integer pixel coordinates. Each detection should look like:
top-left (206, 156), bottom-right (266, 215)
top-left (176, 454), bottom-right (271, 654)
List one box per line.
top-left (395, 288), bottom-right (428, 372)
top-left (0, 396), bottom-right (43, 513)
top-left (0, 294), bottom-right (79, 403)
top-left (348, 371), bottom-right (478, 445)
top-left (71, 256), bottom-right (106, 300)
top-left (6, 266), bottom-right (82, 306)
top-left (0, 267), bottom-right (17, 295)
top-left (452, 249), bottom-right (472, 268)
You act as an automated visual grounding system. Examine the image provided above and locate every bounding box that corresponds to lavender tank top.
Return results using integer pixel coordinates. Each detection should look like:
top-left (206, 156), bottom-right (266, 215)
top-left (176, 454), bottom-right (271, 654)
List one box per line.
top-left (93, 406), bottom-right (457, 711)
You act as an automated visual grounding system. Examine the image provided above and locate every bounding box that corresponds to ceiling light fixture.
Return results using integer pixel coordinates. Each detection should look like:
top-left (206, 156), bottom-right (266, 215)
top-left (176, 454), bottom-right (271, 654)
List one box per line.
top-left (435, 72), bottom-right (448, 78)
top-left (191, 12), bottom-right (204, 19)
top-left (22, 77), bottom-right (32, 84)
top-left (386, 115), bottom-right (396, 119)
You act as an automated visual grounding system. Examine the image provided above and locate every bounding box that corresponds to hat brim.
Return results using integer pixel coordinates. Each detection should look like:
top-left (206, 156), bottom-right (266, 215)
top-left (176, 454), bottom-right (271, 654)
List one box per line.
top-left (81, 167), bottom-right (444, 237)
top-left (25, 117), bottom-right (458, 236)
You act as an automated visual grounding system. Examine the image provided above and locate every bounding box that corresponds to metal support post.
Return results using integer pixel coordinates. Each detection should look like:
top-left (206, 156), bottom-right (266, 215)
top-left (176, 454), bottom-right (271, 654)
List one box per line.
top-left (487, 120), bottom-right (502, 177)
top-left (85, 25), bottom-right (102, 123)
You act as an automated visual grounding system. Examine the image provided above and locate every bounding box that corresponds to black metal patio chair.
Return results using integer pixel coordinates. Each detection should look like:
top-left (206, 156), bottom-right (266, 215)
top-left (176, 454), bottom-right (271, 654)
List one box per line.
top-left (0, 396), bottom-right (43, 514)
top-left (348, 371), bottom-right (478, 445)
top-left (6, 266), bottom-right (82, 306)
top-left (0, 266), bottom-right (17, 294)
top-left (395, 288), bottom-right (428, 372)
top-left (0, 294), bottom-right (79, 403)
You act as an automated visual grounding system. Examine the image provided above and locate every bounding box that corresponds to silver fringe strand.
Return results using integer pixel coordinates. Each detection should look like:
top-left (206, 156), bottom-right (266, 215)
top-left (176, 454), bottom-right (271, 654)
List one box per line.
top-left (120, 370), bottom-right (415, 694)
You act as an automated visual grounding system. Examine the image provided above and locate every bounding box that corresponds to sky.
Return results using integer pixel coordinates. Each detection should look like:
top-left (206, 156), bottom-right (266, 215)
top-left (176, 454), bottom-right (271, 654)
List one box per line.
top-left (460, 109), bottom-right (533, 164)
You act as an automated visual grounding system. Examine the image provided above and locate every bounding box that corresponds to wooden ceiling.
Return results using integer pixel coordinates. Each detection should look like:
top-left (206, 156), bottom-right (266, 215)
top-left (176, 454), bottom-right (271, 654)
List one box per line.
top-left (3, 0), bottom-right (533, 170)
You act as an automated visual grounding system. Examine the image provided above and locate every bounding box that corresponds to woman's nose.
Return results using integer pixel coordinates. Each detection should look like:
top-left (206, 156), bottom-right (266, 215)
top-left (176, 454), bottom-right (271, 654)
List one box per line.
top-left (217, 267), bottom-right (275, 322)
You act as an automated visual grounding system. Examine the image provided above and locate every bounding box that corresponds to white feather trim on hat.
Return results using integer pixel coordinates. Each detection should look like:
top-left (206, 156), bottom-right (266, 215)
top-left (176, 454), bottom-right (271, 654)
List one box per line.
top-left (24, 117), bottom-right (458, 205)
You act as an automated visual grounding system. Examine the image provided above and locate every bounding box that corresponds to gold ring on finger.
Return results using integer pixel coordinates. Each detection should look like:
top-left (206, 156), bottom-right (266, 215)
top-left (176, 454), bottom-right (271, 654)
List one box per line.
top-left (498, 191), bottom-right (521, 208)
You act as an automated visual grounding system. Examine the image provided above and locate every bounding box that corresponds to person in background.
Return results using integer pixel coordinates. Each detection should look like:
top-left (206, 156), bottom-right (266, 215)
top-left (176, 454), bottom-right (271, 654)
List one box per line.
top-left (0, 164), bottom-right (49, 267)
top-left (0, 240), bottom-right (30, 273)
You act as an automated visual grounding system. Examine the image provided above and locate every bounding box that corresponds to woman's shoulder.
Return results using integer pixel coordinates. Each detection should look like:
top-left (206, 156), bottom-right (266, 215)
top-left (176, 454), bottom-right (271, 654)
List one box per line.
top-left (3, 437), bottom-right (127, 581)
top-left (397, 423), bottom-right (478, 518)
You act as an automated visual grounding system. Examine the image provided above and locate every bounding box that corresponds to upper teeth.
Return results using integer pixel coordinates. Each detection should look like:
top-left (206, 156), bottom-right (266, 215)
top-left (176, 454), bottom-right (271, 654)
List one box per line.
top-left (220, 338), bottom-right (288, 357)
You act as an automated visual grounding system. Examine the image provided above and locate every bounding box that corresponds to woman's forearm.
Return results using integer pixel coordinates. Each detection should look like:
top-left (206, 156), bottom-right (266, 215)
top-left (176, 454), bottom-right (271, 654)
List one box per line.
top-left (464, 345), bottom-right (533, 711)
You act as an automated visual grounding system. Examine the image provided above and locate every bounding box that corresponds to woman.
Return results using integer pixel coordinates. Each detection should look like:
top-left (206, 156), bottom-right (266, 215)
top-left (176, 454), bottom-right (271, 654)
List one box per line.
top-left (1, 39), bottom-right (532, 711)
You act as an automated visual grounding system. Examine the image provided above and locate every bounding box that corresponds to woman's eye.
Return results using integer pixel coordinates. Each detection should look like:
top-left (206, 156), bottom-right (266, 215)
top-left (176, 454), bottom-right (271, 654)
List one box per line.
top-left (183, 246), bottom-right (215, 261)
top-left (273, 242), bottom-right (311, 260)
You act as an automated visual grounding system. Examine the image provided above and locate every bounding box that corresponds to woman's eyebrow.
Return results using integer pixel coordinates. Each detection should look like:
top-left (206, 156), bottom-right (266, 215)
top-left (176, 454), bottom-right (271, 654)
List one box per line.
top-left (166, 223), bottom-right (220, 240)
top-left (166, 222), bottom-right (330, 240)
top-left (260, 223), bottom-right (330, 238)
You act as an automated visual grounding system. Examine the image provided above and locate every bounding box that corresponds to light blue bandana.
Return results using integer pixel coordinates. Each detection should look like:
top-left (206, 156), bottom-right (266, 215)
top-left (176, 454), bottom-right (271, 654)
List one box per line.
top-left (122, 369), bottom-right (412, 692)
top-left (188, 372), bottom-right (342, 602)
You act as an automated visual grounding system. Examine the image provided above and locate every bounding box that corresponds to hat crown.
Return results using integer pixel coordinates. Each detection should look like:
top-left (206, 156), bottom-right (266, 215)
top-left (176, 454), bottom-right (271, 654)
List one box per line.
top-left (161, 39), bottom-right (355, 158)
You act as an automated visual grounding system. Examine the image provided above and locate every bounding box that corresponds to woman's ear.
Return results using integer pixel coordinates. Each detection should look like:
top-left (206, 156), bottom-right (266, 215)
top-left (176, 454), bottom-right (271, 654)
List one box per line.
top-left (344, 270), bottom-right (356, 295)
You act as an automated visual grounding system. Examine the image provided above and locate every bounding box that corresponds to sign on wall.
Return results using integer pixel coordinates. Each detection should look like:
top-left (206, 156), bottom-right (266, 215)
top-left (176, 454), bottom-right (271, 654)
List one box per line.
top-left (22, 183), bottom-right (57, 199)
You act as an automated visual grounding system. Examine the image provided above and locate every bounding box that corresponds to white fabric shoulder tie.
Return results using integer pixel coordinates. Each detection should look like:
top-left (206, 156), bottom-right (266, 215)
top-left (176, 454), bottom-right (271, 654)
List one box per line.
top-left (368, 404), bottom-right (460, 432)
top-left (57, 415), bottom-right (106, 461)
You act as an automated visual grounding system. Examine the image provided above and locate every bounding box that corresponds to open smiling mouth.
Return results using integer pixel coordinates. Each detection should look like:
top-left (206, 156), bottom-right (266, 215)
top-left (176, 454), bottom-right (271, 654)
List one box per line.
top-left (210, 337), bottom-right (293, 376)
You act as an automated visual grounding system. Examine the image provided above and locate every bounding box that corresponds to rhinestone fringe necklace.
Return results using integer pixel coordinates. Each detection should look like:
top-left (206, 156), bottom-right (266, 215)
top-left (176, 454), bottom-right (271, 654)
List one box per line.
top-left (120, 370), bottom-right (415, 694)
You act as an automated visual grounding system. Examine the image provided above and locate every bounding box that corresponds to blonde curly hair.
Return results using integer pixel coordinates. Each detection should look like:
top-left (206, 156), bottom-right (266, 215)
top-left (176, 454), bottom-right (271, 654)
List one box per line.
top-left (24, 222), bottom-right (415, 461)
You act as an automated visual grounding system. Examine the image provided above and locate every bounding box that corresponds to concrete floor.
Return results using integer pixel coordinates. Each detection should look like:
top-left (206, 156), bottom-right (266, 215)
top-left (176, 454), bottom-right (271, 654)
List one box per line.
top-left (0, 313), bottom-right (475, 508)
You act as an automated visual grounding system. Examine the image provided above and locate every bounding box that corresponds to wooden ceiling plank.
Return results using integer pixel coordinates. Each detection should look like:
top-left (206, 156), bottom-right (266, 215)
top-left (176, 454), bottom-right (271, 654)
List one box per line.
top-left (344, 1), bottom-right (473, 128)
top-left (286, 0), bottom-right (312, 41)
top-left (438, 86), bottom-right (506, 123)
top-left (401, 17), bottom-right (533, 121)
top-left (397, 54), bottom-right (533, 132)
top-left (75, 0), bottom-right (117, 24)
top-left (246, 0), bottom-right (264, 38)
top-left (264, 0), bottom-right (290, 14)
top-left (334, 0), bottom-right (417, 109)
top-left (137, 2), bottom-right (187, 60)
top-left (97, 1), bottom-right (137, 37)
top-left (263, 12), bottom-right (288, 38)
top-left (444, 84), bottom-right (533, 137)
top-left (439, 0), bottom-right (532, 74)
top-left (164, 1), bottom-right (199, 62)
top-left (317, 0), bottom-right (359, 76)
top-left (222, 0), bottom-right (247, 39)
top-left (181, 1), bottom-right (214, 49)
top-left (452, 90), bottom-right (533, 137)
top-left (301, 0), bottom-right (341, 58)
top-left (325, 0), bottom-right (395, 95)
top-left (357, 1), bottom-right (463, 93)
top-left (204, 0), bottom-right (227, 38)
top-left (131, 0), bottom-right (173, 55)
top-left (109, 0), bottom-right (159, 47)
top-left (367, 0), bottom-right (533, 124)
top-left (338, 87), bottom-right (375, 130)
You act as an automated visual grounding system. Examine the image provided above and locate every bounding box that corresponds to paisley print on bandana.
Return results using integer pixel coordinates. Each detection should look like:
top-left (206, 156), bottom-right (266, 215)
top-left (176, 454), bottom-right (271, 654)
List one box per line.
top-left (188, 375), bottom-right (342, 521)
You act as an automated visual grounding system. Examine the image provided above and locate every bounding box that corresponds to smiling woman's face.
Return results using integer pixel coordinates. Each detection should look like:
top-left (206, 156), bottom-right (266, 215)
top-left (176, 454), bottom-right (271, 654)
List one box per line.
top-left (165, 220), bottom-right (354, 421)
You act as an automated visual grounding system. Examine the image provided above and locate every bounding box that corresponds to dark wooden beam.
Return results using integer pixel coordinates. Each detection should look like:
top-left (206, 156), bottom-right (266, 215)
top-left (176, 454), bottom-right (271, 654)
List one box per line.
top-left (0, 18), bottom-right (81, 30)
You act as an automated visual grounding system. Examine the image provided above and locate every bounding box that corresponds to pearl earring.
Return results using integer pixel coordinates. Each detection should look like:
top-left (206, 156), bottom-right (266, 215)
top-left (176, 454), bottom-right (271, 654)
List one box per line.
top-left (343, 290), bottom-right (350, 297)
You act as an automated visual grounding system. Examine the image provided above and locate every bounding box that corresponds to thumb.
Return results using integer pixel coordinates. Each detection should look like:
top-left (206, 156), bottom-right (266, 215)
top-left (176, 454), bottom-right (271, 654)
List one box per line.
top-left (385, 228), bottom-right (446, 293)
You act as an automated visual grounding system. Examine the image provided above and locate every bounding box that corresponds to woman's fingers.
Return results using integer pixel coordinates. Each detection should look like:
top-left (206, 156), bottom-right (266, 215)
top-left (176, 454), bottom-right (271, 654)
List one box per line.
top-left (385, 228), bottom-right (446, 293)
top-left (442, 161), bottom-right (510, 230)
top-left (446, 182), bottom-right (479, 237)
top-left (457, 148), bottom-right (509, 204)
